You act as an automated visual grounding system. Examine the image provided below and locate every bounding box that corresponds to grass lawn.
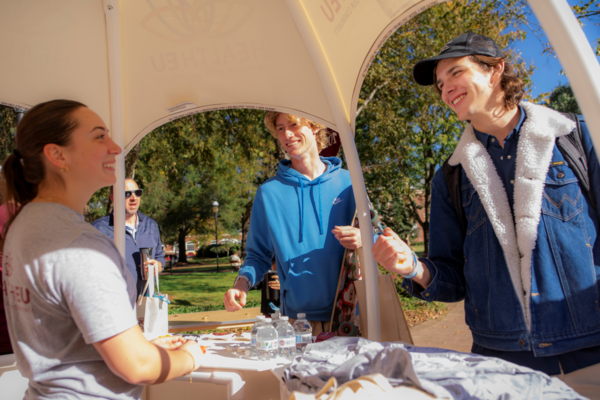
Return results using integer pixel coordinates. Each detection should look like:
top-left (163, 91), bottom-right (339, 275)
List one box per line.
top-left (161, 263), bottom-right (262, 314)
top-left (163, 253), bottom-right (446, 329)
top-left (412, 243), bottom-right (425, 257)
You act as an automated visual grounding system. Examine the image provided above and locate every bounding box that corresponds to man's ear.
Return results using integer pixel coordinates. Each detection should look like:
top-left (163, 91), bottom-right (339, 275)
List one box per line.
top-left (491, 61), bottom-right (505, 84)
top-left (42, 143), bottom-right (67, 171)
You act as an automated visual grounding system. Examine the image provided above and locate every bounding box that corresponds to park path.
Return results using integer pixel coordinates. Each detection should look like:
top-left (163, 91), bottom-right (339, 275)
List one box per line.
top-left (410, 301), bottom-right (473, 353)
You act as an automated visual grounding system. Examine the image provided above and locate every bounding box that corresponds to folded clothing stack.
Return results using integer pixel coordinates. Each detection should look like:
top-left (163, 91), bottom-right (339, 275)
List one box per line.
top-left (283, 337), bottom-right (584, 400)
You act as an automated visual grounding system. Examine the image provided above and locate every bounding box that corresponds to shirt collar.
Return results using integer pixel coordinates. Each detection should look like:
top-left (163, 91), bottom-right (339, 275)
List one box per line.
top-left (473, 105), bottom-right (526, 147)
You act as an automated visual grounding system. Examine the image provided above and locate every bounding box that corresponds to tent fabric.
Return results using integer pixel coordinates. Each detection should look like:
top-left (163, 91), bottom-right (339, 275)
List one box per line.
top-left (0, 0), bottom-right (443, 151)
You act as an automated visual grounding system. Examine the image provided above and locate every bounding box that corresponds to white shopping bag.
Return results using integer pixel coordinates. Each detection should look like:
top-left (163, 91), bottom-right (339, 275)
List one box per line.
top-left (136, 264), bottom-right (170, 336)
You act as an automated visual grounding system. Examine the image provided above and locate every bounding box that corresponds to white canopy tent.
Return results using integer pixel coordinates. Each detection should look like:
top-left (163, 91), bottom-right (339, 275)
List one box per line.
top-left (1, 0), bottom-right (599, 341)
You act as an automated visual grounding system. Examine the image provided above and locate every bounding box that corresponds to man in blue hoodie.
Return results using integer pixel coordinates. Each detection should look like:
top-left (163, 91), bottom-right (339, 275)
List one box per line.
top-left (93, 178), bottom-right (165, 296)
top-left (223, 112), bottom-right (362, 334)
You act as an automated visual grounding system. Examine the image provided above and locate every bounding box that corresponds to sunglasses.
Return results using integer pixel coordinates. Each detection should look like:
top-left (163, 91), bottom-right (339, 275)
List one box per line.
top-left (125, 189), bottom-right (143, 198)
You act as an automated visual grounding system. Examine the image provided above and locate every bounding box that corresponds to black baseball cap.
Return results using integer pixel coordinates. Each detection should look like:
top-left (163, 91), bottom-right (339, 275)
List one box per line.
top-left (412, 32), bottom-right (505, 86)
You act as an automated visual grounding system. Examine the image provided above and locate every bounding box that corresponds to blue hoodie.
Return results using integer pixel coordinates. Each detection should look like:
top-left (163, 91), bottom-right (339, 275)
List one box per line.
top-left (239, 157), bottom-right (356, 321)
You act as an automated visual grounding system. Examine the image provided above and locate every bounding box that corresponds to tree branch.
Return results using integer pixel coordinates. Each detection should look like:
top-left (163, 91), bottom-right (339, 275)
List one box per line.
top-left (357, 81), bottom-right (389, 117)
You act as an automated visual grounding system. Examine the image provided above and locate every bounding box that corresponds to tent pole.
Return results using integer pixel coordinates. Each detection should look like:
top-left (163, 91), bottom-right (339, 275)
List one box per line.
top-left (284, 0), bottom-right (381, 341)
top-left (103, 0), bottom-right (126, 257)
top-left (528, 0), bottom-right (600, 155)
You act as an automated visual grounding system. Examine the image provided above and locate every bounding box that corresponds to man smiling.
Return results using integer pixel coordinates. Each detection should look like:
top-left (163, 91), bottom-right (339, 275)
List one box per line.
top-left (223, 112), bottom-right (362, 335)
top-left (93, 179), bottom-right (165, 296)
top-left (372, 32), bottom-right (600, 398)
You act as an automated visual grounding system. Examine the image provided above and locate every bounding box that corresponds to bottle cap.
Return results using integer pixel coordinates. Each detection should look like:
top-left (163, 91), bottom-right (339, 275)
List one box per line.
top-left (264, 318), bottom-right (272, 322)
top-left (297, 313), bottom-right (306, 318)
top-left (280, 316), bottom-right (289, 321)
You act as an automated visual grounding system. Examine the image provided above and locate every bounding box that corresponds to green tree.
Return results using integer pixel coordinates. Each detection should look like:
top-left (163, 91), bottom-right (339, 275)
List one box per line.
top-left (573, 0), bottom-right (600, 55)
top-left (128, 109), bottom-right (278, 263)
top-left (546, 83), bottom-right (582, 114)
top-left (354, 0), bottom-right (534, 254)
top-left (0, 106), bottom-right (17, 164)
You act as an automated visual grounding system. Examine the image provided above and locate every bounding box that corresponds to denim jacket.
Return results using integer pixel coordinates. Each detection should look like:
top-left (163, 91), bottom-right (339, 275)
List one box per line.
top-left (404, 102), bottom-right (600, 357)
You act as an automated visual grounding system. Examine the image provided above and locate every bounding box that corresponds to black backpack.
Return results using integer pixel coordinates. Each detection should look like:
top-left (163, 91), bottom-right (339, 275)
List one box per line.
top-left (442, 113), bottom-right (595, 235)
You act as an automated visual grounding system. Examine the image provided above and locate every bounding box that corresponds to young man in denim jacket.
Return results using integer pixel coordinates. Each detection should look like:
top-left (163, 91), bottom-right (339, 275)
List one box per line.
top-left (372, 32), bottom-right (600, 398)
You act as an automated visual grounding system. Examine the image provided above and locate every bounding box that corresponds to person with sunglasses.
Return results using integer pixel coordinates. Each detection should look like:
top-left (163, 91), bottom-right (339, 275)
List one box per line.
top-left (93, 179), bottom-right (165, 295)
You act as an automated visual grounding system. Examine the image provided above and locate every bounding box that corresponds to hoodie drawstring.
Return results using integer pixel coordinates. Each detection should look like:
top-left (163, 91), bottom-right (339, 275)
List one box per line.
top-left (317, 179), bottom-right (323, 235)
top-left (297, 177), bottom-right (324, 242)
top-left (298, 178), bottom-right (304, 243)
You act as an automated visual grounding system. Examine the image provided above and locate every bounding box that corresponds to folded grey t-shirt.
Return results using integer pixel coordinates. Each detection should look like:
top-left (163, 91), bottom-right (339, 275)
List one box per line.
top-left (3, 203), bottom-right (141, 399)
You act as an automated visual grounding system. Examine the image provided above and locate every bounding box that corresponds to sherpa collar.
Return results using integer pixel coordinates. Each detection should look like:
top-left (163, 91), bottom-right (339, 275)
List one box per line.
top-left (448, 102), bottom-right (576, 330)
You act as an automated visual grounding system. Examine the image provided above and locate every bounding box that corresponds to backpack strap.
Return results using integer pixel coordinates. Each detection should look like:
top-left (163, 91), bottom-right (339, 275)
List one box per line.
top-left (557, 113), bottom-right (596, 211)
top-left (442, 156), bottom-right (467, 235)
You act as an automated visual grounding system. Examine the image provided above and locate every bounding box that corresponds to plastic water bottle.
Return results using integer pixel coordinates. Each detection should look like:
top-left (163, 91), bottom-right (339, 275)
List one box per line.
top-left (256, 317), bottom-right (278, 360)
top-left (271, 312), bottom-right (281, 329)
top-left (276, 316), bottom-right (296, 360)
top-left (293, 313), bottom-right (312, 354)
top-left (250, 315), bottom-right (266, 357)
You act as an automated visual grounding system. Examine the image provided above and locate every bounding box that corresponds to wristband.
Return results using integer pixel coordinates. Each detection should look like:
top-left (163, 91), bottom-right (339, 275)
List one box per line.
top-left (400, 251), bottom-right (421, 279)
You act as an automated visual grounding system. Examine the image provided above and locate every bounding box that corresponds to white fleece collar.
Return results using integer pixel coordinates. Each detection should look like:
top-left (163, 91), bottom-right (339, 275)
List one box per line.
top-left (448, 102), bottom-right (576, 329)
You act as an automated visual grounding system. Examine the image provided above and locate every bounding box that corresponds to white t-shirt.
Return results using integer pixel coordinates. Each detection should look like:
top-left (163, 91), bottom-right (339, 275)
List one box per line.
top-left (2, 203), bottom-right (141, 399)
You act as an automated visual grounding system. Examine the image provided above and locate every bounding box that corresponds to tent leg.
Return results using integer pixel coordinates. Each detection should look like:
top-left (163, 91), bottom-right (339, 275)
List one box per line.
top-left (528, 0), bottom-right (600, 156)
top-left (103, 0), bottom-right (126, 256)
top-left (283, 0), bottom-right (381, 342)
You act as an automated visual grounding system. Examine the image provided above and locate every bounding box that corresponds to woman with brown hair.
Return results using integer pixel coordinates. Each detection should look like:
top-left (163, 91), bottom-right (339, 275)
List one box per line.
top-left (2, 100), bottom-right (203, 399)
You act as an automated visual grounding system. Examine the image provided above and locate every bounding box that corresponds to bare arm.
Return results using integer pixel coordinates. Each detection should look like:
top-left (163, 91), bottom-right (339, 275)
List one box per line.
top-left (93, 325), bottom-right (202, 385)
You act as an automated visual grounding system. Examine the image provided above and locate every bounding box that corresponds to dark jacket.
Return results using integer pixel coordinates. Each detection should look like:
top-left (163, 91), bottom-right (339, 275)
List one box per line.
top-left (404, 102), bottom-right (600, 358)
top-left (92, 211), bottom-right (165, 295)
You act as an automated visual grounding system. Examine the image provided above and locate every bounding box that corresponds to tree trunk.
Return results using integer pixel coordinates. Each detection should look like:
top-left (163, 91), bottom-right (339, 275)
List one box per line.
top-left (106, 197), bottom-right (113, 216)
top-left (178, 226), bottom-right (187, 264)
top-left (240, 199), bottom-right (253, 258)
top-left (125, 142), bottom-right (141, 179)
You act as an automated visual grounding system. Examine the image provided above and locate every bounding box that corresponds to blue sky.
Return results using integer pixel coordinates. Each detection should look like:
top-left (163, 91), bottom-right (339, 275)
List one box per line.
top-left (510, 0), bottom-right (600, 98)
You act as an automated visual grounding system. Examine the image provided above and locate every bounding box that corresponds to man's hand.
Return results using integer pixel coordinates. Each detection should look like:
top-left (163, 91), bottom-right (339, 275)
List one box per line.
top-left (151, 335), bottom-right (185, 350)
top-left (372, 227), bottom-right (414, 275)
top-left (143, 258), bottom-right (163, 275)
top-left (332, 226), bottom-right (362, 249)
top-left (268, 274), bottom-right (280, 290)
top-left (223, 280), bottom-right (248, 312)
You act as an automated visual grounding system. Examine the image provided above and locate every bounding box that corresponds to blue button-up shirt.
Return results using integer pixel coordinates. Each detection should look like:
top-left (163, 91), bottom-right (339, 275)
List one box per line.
top-left (473, 105), bottom-right (526, 216)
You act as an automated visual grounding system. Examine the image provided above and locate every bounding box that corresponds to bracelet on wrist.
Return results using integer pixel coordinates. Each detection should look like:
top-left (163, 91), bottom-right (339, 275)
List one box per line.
top-left (181, 349), bottom-right (199, 374)
top-left (400, 251), bottom-right (421, 279)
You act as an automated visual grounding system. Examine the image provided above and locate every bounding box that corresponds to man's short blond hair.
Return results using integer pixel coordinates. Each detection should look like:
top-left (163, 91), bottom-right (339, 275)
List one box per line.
top-left (264, 112), bottom-right (329, 152)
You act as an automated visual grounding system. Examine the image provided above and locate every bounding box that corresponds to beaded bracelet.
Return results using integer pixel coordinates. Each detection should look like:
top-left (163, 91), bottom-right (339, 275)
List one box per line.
top-left (400, 251), bottom-right (421, 279)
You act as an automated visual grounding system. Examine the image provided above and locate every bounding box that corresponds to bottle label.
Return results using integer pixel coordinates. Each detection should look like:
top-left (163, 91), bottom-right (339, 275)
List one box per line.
top-left (296, 334), bottom-right (312, 343)
top-left (279, 337), bottom-right (296, 348)
top-left (251, 337), bottom-right (256, 347)
top-left (257, 339), bottom-right (278, 350)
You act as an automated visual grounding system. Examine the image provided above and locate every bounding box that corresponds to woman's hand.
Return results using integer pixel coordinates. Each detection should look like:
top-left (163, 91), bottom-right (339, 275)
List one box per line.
top-left (151, 335), bottom-right (185, 350)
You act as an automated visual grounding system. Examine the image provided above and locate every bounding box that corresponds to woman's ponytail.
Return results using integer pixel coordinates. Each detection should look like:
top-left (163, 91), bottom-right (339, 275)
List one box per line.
top-left (0, 99), bottom-right (86, 239)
